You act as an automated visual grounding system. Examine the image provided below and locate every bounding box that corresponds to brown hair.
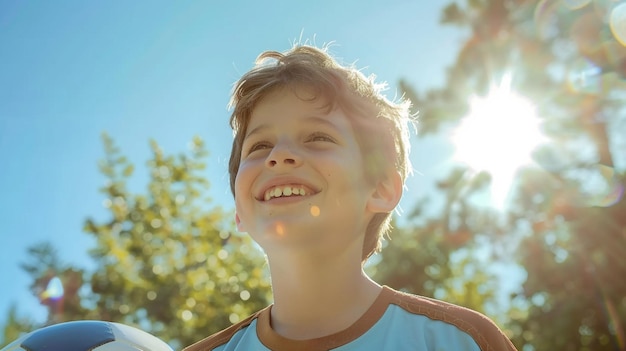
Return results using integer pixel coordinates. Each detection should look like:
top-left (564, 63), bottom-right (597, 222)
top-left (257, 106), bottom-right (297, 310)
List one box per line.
top-left (228, 45), bottom-right (413, 261)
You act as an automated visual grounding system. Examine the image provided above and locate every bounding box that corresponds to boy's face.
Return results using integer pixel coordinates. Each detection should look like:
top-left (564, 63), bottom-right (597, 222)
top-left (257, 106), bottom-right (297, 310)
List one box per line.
top-left (233, 87), bottom-right (384, 256)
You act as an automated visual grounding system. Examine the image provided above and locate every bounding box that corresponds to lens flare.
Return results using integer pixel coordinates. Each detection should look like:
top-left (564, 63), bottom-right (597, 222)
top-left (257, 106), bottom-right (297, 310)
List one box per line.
top-left (41, 276), bottom-right (64, 301)
top-left (567, 58), bottom-right (608, 94)
top-left (566, 58), bottom-right (626, 99)
top-left (275, 223), bottom-right (284, 235)
top-left (601, 291), bottom-right (626, 350)
top-left (584, 164), bottom-right (624, 207)
top-left (310, 205), bottom-right (320, 217)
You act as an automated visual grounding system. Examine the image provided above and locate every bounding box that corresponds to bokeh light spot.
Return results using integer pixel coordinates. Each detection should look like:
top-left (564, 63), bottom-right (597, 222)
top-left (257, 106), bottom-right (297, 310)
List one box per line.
top-left (310, 205), bottom-right (320, 217)
top-left (186, 297), bottom-right (196, 308)
top-left (217, 249), bottom-right (228, 260)
top-left (275, 223), bottom-right (284, 235)
top-left (147, 291), bottom-right (157, 300)
top-left (150, 218), bottom-right (162, 228)
top-left (610, 3), bottom-right (626, 46)
top-left (240, 290), bottom-right (251, 301)
top-left (534, 0), bottom-right (559, 39)
top-left (563, 0), bottom-right (591, 10)
top-left (119, 304), bottom-right (130, 314)
top-left (182, 310), bottom-right (193, 321)
top-left (175, 194), bottom-right (186, 205)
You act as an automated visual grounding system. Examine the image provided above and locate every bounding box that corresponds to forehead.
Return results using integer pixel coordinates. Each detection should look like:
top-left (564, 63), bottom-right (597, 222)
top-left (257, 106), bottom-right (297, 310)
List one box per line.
top-left (246, 86), bottom-right (343, 132)
top-left (255, 85), bottom-right (331, 112)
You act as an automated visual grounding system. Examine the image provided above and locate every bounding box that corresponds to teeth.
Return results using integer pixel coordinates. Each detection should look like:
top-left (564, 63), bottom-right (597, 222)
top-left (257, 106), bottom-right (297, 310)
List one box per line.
top-left (264, 185), bottom-right (307, 201)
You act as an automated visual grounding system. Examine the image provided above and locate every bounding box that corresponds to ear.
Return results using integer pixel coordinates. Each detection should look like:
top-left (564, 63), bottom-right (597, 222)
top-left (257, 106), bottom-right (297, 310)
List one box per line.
top-left (235, 213), bottom-right (246, 232)
top-left (366, 171), bottom-right (403, 213)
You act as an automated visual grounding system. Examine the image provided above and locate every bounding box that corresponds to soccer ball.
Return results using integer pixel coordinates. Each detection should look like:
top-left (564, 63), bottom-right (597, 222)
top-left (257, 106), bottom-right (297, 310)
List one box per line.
top-left (1, 320), bottom-right (173, 351)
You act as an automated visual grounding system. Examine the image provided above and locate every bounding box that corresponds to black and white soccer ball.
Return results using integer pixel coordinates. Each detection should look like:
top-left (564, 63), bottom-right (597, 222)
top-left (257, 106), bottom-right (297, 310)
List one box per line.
top-left (1, 320), bottom-right (173, 351)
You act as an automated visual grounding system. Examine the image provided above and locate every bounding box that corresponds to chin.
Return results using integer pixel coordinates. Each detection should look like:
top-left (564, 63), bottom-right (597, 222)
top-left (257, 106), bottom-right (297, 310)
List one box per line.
top-left (250, 219), bottom-right (321, 245)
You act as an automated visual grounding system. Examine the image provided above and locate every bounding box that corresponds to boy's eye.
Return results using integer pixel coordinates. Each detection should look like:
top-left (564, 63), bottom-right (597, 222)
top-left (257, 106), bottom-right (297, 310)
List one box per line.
top-left (248, 141), bottom-right (272, 154)
top-left (307, 132), bottom-right (336, 143)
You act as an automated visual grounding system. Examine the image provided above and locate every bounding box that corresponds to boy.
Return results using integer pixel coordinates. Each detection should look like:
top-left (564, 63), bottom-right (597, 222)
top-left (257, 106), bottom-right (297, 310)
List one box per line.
top-left (184, 45), bottom-right (517, 351)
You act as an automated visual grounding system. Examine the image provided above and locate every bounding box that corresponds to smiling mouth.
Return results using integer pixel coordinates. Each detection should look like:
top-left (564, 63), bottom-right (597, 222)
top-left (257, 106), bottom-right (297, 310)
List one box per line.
top-left (262, 185), bottom-right (313, 201)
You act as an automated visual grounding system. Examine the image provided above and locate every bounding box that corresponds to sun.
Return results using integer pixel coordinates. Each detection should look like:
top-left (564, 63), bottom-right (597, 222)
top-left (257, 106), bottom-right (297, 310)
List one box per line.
top-left (451, 74), bottom-right (546, 208)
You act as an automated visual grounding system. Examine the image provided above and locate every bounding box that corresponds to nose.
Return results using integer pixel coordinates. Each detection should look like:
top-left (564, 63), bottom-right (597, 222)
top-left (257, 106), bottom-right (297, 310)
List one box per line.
top-left (265, 140), bottom-right (302, 169)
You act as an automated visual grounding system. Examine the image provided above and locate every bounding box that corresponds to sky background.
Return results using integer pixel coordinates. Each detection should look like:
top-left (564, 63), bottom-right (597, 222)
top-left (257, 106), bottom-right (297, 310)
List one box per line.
top-left (1, 1), bottom-right (473, 327)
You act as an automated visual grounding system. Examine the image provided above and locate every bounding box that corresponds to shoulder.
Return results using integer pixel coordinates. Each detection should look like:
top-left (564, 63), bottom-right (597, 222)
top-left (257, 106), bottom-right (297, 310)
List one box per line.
top-left (183, 306), bottom-right (269, 351)
top-left (383, 286), bottom-right (517, 351)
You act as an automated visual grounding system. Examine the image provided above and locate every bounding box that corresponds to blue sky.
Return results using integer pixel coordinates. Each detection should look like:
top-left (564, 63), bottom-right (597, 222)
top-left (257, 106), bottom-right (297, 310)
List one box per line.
top-left (1, 1), bottom-right (467, 326)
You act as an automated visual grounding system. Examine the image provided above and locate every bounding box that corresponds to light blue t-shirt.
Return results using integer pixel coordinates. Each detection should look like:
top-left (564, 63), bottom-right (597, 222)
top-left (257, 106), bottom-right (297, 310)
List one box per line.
top-left (184, 286), bottom-right (517, 351)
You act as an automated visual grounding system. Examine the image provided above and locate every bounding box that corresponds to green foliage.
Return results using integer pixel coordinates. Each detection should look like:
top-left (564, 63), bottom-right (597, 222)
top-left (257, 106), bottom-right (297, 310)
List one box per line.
top-left (18, 243), bottom-right (88, 325)
top-left (5, 2), bottom-right (625, 350)
top-left (82, 133), bottom-right (271, 347)
top-left (0, 306), bottom-right (34, 348)
top-left (403, 0), bottom-right (626, 350)
top-left (374, 168), bottom-right (502, 318)
top-left (508, 167), bottom-right (626, 350)
top-left (3, 134), bottom-right (271, 348)
top-left (1, 243), bottom-right (86, 346)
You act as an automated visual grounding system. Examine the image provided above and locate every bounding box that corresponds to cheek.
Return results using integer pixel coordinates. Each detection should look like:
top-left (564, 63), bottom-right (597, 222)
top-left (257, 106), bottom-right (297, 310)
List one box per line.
top-left (233, 174), bottom-right (246, 204)
top-left (233, 160), bottom-right (260, 206)
top-left (233, 171), bottom-right (251, 232)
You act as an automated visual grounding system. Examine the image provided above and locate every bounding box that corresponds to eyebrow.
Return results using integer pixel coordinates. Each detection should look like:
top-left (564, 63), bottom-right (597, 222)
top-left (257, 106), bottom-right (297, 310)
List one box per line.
top-left (245, 124), bottom-right (269, 139)
top-left (245, 116), bottom-right (342, 139)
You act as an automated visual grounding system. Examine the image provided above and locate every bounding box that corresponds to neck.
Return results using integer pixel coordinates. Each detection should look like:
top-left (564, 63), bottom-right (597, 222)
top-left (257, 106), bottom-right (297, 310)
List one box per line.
top-left (266, 248), bottom-right (381, 340)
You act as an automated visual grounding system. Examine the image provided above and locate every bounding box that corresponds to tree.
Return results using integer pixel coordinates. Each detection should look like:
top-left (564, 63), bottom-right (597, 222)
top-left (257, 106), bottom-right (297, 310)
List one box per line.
top-left (373, 168), bottom-right (503, 320)
top-left (82, 134), bottom-right (272, 348)
top-left (508, 166), bottom-right (626, 350)
top-left (18, 243), bottom-right (87, 325)
top-left (1, 306), bottom-right (35, 348)
top-left (3, 135), bottom-right (272, 349)
top-left (403, 1), bottom-right (626, 350)
top-left (1, 243), bottom-right (85, 347)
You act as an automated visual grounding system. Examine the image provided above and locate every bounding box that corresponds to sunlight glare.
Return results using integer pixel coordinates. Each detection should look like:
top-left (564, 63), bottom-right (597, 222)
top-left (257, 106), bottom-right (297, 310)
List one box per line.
top-left (452, 75), bottom-right (546, 208)
top-left (41, 276), bottom-right (64, 301)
